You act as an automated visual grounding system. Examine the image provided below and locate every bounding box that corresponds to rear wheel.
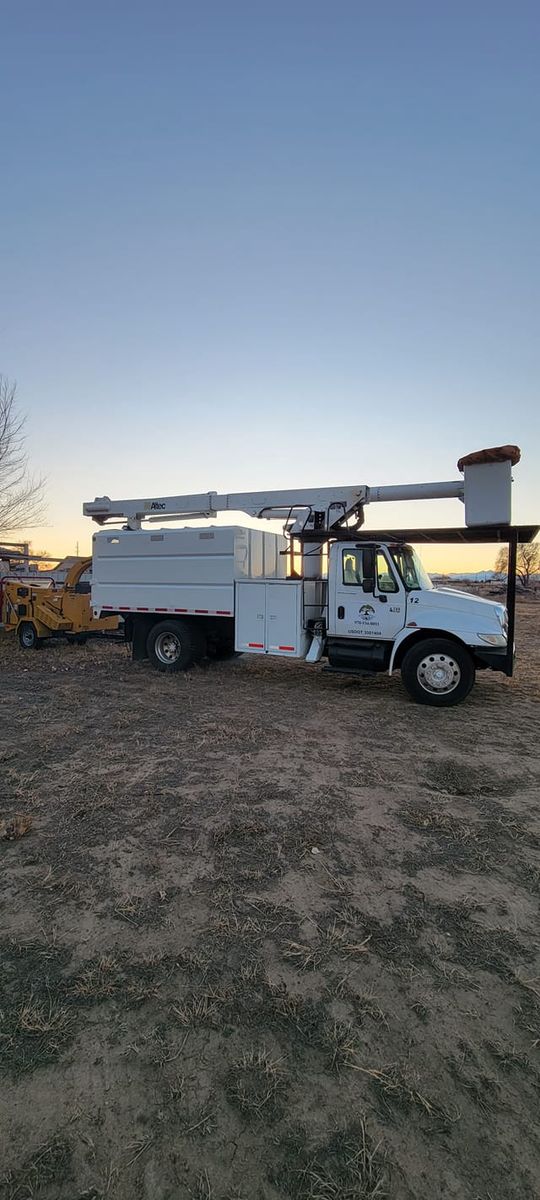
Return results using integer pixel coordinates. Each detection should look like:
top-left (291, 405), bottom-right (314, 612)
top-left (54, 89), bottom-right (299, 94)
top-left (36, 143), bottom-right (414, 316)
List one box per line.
top-left (18, 622), bottom-right (40, 650)
top-left (401, 638), bottom-right (475, 707)
top-left (146, 619), bottom-right (205, 673)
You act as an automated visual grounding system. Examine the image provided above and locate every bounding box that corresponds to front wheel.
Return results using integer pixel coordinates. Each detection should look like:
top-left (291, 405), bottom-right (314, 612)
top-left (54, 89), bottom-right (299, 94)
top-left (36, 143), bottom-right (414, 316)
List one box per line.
top-left (18, 622), bottom-right (41, 650)
top-left (401, 638), bottom-right (475, 707)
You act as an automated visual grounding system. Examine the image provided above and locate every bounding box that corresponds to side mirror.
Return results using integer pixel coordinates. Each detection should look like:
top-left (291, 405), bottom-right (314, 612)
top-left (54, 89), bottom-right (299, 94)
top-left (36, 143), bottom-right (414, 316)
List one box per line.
top-left (362, 546), bottom-right (375, 592)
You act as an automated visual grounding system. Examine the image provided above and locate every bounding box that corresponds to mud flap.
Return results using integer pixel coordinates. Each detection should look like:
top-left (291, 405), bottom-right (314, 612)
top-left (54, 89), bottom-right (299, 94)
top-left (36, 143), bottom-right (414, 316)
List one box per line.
top-left (131, 616), bottom-right (150, 661)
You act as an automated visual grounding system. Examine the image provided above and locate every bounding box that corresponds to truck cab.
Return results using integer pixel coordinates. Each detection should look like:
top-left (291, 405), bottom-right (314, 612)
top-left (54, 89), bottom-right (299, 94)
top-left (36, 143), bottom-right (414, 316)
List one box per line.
top-left (326, 540), bottom-right (508, 704)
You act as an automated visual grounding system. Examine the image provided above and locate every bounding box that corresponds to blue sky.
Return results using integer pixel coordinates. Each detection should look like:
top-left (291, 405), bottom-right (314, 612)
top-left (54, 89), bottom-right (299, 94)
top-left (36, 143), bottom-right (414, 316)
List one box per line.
top-left (1, 0), bottom-right (538, 568)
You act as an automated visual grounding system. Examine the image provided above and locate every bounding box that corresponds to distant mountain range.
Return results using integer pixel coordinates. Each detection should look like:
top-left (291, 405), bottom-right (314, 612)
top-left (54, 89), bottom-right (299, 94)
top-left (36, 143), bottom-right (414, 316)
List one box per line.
top-left (432, 572), bottom-right (540, 582)
top-left (435, 571), bottom-right (499, 581)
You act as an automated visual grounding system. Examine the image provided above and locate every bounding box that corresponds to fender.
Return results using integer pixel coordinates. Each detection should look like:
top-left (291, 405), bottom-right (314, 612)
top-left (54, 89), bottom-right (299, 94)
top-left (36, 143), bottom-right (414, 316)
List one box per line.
top-left (388, 626), bottom-right (470, 674)
top-left (388, 627), bottom-right (421, 674)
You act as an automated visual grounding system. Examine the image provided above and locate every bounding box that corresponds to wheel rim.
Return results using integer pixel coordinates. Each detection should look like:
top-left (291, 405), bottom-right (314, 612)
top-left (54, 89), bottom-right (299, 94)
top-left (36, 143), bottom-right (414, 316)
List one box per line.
top-left (417, 653), bottom-right (461, 694)
top-left (154, 631), bottom-right (182, 664)
top-left (21, 627), bottom-right (35, 648)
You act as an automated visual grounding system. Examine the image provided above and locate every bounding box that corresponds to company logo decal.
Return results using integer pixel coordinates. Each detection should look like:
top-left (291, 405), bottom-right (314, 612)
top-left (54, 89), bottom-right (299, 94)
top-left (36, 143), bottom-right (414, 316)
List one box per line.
top-left (359, 604), bottom-right (376, 617)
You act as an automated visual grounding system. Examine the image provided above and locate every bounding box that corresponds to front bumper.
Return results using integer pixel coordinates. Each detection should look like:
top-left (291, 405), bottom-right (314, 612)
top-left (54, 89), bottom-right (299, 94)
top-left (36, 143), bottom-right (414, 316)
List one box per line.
top-left (473, 645), bottom-right (515, 676)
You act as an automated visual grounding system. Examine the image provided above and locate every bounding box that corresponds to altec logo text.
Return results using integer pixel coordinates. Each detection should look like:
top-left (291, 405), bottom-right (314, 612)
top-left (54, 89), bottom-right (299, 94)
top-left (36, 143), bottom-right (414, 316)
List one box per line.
top-left (151, 502), bottom-right (166, 510)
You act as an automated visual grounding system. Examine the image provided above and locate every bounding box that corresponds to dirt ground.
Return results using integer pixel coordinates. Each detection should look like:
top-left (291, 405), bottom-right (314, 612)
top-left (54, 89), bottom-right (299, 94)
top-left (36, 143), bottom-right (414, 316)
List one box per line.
top-left (1, 601), bottom-right (540, 1200)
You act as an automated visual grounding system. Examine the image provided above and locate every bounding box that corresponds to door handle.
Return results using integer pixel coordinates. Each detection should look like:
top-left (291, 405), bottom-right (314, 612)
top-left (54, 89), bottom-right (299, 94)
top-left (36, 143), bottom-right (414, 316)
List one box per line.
top-left (337, 606), bottom-right (345, 619)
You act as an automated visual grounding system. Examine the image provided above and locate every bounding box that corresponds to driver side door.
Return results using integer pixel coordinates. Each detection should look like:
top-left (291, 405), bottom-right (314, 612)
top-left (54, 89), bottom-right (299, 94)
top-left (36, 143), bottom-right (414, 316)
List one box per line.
top-left (331, 546), bottom-right (406, 640)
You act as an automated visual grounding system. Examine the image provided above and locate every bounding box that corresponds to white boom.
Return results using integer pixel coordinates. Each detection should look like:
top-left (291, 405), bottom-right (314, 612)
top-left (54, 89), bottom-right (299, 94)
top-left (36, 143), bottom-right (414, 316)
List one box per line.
top-left (84, 478), bottom-right (466, 533)
top-left (83, 447), bottom-right (517, 532)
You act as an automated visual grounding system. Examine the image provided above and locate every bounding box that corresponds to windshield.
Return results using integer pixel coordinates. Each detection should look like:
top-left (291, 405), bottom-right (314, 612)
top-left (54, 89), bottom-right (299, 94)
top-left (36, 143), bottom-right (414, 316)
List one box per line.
top-left (389, 545), bottom-right (433, 591)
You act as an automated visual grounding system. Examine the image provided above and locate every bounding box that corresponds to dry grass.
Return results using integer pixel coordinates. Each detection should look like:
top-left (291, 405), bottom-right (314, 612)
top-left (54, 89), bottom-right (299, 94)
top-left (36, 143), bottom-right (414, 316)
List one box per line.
top-left (352, 992), bottom-right (388, 1027)
top-left (400, 801), bottom-right (480, 840)
top-left (446, 1038), bottom-right (505, 1115)
top-left (113, 894), bottom-right (157, 926)
top-left (189, 1170), bottom-right (214, 1200)
top-left (324, 1020), bottom-right (363, 1072)
top-left (352, 1064), bottom-right (459, 1127)
top-left (40, 865), bottom-right (82, 900)
top-left (16, 996), bottom-right (72, 1039)
top-left (68, 956), bottom-right (121, 1002)
top-left (171, 987), bottom-right (233, 1027)
top-left (426, 759), bottom-right (514, 798)
top-left (179, 1102), bottom-right (216, 1138)
top-left (282, 923), bottom-right (370, 971)
top-left (225, 1047), bottom-right (287, 1122)
top-left (210, 912), bottom-right (268, 944)
top-left (0, 1135), bottom-right (72, 1199)
top-left (0, 992), bottom-right (74, 1076)
top-left (69, 954), bottom-right (162, 1008)
top-left (485, 1039), bottom-right (533, 1071)
top-left (1, 601), bottom-right (539, 1199)
top-left (274, 1119), bottom-right (388, 1199)
top-left (0, 813), bottom-right (33, 840)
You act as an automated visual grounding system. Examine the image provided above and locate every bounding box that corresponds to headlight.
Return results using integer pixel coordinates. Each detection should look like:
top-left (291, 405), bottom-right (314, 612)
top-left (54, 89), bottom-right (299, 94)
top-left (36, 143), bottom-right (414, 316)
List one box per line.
top-left (477, 632), bottom-right (507, 646)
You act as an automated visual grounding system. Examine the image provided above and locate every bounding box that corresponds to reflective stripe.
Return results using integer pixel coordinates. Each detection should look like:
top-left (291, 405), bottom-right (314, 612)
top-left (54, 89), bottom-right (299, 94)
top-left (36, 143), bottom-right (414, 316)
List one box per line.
top-left (98, 605), bottom-right (231, 616)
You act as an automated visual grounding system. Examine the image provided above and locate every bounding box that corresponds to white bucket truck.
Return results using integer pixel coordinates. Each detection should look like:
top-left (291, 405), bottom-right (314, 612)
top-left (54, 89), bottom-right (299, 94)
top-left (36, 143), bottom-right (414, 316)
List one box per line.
top-left (84, 446), bottom-right (537, 707)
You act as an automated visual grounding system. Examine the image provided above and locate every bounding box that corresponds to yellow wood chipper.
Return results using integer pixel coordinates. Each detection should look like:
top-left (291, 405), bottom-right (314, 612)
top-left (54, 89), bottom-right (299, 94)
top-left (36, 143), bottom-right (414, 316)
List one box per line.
top-left (1, 557), bottom-right (119, 649)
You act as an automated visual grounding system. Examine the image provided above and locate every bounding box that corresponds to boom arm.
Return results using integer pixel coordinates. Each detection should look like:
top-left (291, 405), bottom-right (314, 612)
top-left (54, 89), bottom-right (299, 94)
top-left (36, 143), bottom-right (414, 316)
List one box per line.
top-left (83, 446), bottom-right (518, 533)
top-left (84, 486), bottom-right (369, 532)
top-left (83, 479), bottom-right (465, 533)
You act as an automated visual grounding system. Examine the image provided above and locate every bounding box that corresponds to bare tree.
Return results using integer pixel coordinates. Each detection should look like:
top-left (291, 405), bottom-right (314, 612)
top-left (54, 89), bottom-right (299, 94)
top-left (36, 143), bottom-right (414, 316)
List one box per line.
top-left (495, 543), bottom-right (540, 589)
top-left (0, 376), bottom-right (46, 535)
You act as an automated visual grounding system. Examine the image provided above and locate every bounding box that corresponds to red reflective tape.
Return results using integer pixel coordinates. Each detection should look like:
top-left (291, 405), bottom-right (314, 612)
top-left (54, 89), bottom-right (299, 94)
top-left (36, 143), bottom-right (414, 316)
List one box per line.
top-left (175, 608), bottom-right (187, 612)
top-left (137, 607), bottom-right (149, 611)
top-left (155, 607), bottom-right (167, 611)
top-left (119, 607), bottom-right (130, 611)
top-left (102, 605), bottom-right (113, 610)
top-left (195, 609), bottom-right (208, 613)
top-left (279, 645), bottom-right (295, 651)
top-left (248, 642), bottom-right (264, 648)
top-left (216, 610), bottom-right (231, 615)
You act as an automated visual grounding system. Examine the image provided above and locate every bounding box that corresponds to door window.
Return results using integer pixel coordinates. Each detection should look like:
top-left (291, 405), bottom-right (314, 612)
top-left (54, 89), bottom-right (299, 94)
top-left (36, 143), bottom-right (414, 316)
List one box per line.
top-left (342, 549), bottom-right (365, 586)
top-left (376, 549), bottom-right (398, 593)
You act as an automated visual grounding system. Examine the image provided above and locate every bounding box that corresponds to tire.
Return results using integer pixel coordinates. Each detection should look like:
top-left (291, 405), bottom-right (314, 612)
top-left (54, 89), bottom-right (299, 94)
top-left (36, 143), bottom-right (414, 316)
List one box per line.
top-left (401, 638), bottom-right (475, 707)
top-left (18, 622), bottom-right (40, 650)
top-left (146, 619), bottom-right (205, 673)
